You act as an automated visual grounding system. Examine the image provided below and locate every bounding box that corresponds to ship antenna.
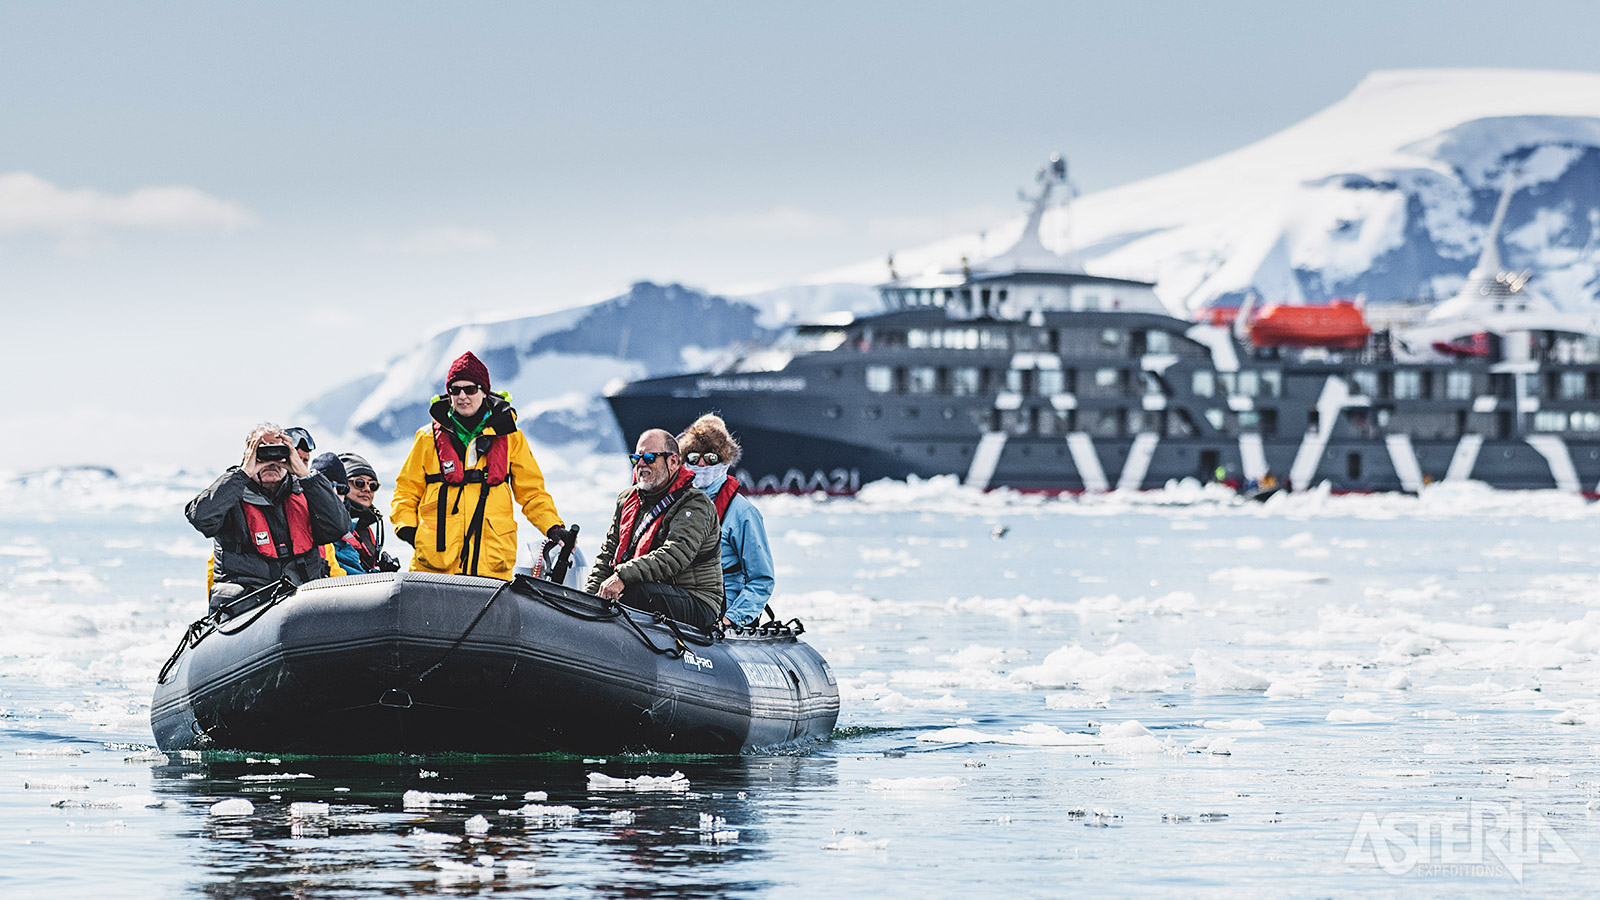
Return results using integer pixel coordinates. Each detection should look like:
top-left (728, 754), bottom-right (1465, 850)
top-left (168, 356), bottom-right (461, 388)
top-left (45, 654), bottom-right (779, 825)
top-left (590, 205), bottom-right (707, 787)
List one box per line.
top-left (1473, 167), bottom-right (1519, 280)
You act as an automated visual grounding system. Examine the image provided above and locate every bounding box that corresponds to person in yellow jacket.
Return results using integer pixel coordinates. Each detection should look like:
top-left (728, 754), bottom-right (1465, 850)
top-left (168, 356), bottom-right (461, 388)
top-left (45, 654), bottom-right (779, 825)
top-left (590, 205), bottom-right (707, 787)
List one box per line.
top-left (391, 351), bottom-right (569, 580)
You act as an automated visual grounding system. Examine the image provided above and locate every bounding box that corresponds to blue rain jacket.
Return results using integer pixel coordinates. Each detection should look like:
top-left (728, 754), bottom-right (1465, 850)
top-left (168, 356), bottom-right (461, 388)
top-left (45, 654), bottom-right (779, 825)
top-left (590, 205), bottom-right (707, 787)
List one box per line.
top-left (699, 473), bottom-right (775, 626)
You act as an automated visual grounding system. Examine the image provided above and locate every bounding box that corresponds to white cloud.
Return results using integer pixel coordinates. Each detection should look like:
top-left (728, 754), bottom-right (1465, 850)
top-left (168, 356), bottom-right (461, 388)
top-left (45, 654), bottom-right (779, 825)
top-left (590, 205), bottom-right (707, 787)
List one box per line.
top-left (865, 204), bottom-right (1019, 245)
top-left (0, 172), bottom-right (255, 237)
top-left (671, 205), bottom-right (847, 240)
top-left (363, 225), bottom-right (502, 254)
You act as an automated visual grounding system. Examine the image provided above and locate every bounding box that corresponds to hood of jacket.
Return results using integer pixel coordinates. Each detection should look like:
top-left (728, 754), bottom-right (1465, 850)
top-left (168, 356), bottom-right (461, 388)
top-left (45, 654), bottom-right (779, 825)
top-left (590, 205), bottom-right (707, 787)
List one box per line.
top-left (428, 391), bottom-right (518, 436)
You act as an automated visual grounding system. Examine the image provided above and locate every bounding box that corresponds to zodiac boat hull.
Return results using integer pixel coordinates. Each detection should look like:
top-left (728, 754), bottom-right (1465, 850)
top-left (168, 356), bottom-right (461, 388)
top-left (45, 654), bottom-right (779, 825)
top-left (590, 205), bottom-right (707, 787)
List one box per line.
top-left (150, 573), bottom-right (839, 755)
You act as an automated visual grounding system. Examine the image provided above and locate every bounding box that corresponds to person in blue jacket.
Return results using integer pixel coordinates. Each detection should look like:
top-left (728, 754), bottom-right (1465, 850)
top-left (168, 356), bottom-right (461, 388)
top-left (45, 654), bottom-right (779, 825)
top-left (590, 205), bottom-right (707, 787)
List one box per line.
top-left (677, 414), bottom-right (774, 628)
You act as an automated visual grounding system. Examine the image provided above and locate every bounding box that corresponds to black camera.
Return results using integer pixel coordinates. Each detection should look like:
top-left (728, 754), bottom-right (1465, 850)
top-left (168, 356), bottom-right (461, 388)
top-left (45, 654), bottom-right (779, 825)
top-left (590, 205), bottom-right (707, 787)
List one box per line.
top-left (256, 443), bottom-right (292, 462)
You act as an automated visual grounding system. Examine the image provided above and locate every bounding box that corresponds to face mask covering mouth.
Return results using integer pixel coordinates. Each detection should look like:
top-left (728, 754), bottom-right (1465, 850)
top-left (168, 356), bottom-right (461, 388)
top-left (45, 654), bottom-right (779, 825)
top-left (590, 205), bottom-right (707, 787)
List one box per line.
top-left (691, 463), bottom-right (730, 490)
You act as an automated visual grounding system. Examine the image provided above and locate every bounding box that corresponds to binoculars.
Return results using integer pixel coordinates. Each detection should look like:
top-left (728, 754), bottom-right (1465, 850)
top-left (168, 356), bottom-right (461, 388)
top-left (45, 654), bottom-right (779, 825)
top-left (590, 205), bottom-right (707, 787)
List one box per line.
top-left (256, 444), bottom-right (292, 462)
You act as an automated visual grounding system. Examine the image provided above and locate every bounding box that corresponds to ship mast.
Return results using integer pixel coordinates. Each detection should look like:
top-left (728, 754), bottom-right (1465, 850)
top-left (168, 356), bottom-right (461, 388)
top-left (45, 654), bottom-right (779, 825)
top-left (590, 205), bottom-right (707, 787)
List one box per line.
top-left (986, 153), bottom-right (1082, 274)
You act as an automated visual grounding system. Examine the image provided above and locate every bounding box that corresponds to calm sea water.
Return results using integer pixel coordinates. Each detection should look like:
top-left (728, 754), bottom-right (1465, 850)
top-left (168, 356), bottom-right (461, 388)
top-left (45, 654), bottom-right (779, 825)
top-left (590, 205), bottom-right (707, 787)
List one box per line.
top-left (4, 476), bottom-right (1600, 897)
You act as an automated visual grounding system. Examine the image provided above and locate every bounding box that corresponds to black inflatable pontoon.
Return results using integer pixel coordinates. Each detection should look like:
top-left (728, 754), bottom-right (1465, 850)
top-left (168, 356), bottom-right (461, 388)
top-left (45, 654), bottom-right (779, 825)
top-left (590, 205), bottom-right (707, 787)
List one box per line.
top-left (150, 573), bottom-right (839, 755)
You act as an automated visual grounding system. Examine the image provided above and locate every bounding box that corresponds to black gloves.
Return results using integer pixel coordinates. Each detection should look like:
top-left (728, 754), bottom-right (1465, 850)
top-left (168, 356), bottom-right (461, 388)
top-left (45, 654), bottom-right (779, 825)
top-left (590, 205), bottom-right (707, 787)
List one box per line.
top-left (546, 524), bottom-right (573, 544)
top-left (396, 526), bottom-right (417, 547)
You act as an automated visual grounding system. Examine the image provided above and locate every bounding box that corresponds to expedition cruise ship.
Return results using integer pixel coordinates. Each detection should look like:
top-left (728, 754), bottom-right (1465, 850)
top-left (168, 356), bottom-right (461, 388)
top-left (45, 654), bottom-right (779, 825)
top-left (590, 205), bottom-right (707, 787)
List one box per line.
top-left (606, 157), bottom-right (1600, 495)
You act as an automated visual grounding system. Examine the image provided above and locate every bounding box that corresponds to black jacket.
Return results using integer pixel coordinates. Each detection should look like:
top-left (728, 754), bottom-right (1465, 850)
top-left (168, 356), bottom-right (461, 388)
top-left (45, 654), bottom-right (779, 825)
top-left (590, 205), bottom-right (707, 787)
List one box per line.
top-left (186, 468), bottom-right (350, 601)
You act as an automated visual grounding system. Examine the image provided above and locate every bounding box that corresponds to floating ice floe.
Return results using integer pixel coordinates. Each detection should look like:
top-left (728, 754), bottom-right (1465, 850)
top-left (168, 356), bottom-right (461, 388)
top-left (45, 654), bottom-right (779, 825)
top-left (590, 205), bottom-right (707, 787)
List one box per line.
top-left (435, 856), bottom-right (496, 882)
top-left (52, 794), bottom-right (168, 809)
top-left (24, 776), bottom-right (89, 790)
top-left (917, 723), bottom-right (1100, 747)
top-left (522, 790), bottom-right (548, 802)
top-left (1010, 642), bottom-right (1182, 693)
top-left (403, 790), bottom-right (474, 808)
top-left (1209, 567), bottom-right (1331, 589)
top-left (122, 750), bottom-right (169, 764)
top-left (289, 802), bottom-right (330, 818)
top-left (609, 810), bottom-right (636, 825)
top-left (1201, 719), bottom-right (1265, 731)
top-left (1191, 650), bottom-right (1272, 691)
top-left (587, 771), bottom-right (690, 792)
top-left (239, 773), bottom-right (313, 782)
top-left (209, 798), bottom-right (254, 817)
top-left (824, 835), bottom-right (890, 851)
top-left (502, 803), bottom-right (580, 824)
top-left (1326, 708), bottom-right (1396, 724)
top-left (866, 776), bottom-right (962, 792)
top-left (15, 747), bottom-right (87, 758)
top-left (408, 829), bottom-right (463, 845)
top-left (1044, 692), bottom-right (1110, 710)
top-left (464, 815), bottom-right (490, 835)
top-left (1186, 736), bottom-right (1236, 755)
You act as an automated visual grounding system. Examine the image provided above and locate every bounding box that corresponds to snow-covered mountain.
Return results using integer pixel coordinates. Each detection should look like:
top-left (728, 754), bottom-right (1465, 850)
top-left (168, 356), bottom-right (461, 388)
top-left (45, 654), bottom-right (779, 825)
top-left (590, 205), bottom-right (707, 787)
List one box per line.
top-left (302, 68), bottom-right (1600, 453)
top-left (300, 282), bottom-right (781, 451)
top-left (817, 68), bottom-right (1600, 314)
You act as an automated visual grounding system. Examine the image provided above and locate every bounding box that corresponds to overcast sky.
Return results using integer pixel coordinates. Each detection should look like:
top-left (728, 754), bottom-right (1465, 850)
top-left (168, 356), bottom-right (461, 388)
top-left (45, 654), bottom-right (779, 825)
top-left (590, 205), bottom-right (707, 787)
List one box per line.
top-left (4, 1), bottom-right (1600, 472)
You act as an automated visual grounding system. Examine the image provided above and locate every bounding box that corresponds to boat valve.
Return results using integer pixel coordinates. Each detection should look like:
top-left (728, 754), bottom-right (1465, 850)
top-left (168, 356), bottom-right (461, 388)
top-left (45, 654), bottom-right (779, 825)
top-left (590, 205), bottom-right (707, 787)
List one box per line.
top-left (379, 689), bottom-right (414, 709)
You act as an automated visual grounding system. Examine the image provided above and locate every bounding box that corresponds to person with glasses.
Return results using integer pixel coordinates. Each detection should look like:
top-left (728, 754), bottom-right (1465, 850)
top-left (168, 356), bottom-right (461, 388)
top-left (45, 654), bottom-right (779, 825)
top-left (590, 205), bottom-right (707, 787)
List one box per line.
top-left (677, 414), bottom-right (774, 629)
top-left (336, 452), bottom-right (401, 574)
top-left (392, 351), bottom-right (568, 581)
top-left (186, 422), bottom-right (351, 611)
top-left (585, 429), bottom-right (724, 630)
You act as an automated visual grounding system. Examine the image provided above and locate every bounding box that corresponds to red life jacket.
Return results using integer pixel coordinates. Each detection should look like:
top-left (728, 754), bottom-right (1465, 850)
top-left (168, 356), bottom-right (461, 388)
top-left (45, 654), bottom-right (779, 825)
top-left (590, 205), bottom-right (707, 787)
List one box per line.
top-left (430, 423), bottom-right (509, 486)
top-left (240, 492), bottom-right (313, 559)
top-left (615, 464), bottom-right (696, 563)
top-left (711, 476), bottom-right (740, 521)
top-left (342, 521), bottom-right (380, 567)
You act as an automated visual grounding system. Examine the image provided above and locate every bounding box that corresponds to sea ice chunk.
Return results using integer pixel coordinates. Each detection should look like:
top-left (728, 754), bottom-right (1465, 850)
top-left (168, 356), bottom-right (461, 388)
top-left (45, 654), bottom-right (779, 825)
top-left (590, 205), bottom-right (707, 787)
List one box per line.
top-left (586, 771), bottom-right (690, 792)
top-left (403, 790), bottom-right (474, 808)
top-left (209, 798), bottom-right (254, 816)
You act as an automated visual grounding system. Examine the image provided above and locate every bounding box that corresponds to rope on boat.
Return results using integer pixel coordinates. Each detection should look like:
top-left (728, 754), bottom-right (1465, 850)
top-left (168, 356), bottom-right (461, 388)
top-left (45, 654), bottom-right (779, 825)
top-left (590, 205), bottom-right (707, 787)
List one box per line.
top-left (156, 578), bottom-right (296, 684)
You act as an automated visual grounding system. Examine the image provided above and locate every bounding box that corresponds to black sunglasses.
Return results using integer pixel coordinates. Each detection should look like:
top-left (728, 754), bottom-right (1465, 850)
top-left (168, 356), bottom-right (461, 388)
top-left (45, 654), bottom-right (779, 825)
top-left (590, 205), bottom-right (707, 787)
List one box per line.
top-left (684, 451), bottom-right (720, 465)
top-left (629, 452), bottom-right (673, 466)
top-left (447, 383), bottom-right (483, 396)
top-left (348, 477), bottom-right (381, 491)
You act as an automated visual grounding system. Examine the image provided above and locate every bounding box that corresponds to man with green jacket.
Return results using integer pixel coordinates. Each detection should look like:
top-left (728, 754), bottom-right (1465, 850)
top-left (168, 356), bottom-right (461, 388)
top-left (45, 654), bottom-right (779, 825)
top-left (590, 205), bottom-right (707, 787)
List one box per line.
top-left (586, 429), bottom-right (723, 629)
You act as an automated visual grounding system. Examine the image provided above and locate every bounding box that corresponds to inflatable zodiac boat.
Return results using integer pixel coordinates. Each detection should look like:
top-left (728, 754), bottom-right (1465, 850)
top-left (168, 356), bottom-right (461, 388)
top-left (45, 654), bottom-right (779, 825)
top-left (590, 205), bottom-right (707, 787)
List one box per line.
top-left (150, 572), bottom-right (839, 755)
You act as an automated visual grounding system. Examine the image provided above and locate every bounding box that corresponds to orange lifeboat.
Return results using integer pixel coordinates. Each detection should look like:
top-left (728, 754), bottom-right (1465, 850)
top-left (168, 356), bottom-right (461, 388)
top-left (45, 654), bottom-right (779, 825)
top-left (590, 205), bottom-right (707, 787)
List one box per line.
top-left (1248, 300), bottom-right (1371, 349)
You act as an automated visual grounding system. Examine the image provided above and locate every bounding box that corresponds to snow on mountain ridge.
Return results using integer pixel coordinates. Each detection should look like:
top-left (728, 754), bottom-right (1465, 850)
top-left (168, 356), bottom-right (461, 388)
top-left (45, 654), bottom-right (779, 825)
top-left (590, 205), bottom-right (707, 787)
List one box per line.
top-left (814, 68), bottom-right (1600, 313)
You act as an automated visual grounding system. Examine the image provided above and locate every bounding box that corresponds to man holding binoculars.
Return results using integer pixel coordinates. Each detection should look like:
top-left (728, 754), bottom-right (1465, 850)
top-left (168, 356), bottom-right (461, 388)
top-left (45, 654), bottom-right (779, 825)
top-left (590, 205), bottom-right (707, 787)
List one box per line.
top-left (186, 423), bottom-right (351, 611)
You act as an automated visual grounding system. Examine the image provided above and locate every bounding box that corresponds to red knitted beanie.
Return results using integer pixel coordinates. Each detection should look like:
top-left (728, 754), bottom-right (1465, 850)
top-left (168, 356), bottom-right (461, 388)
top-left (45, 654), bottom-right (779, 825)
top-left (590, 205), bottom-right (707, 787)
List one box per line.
top-left (446, 351), bottom-right (491, 391)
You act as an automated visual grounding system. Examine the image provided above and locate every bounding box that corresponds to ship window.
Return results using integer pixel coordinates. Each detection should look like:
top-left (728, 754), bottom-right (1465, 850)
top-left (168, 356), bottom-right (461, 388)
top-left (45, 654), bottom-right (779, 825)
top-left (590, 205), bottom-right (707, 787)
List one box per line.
top-left (1099, 328), bottom-right (1121, 348)
top-left (1237, 371), bottom-right (1259, 397)
top-left (907, 329), bottom-right (930, 349)
top-left (1192, 371), bottom-right (1216, 398)
top-left (1205, 409), bottom-right (1225, 430)
top-left (1350, 370), bottom-right (1378, 397)
top-left (1446, 371), bottom-right (1473, 400)
top-left (1005, 369), bottom-right (1035, 395)
top-left (1561, 371), bottom-right (1587, 400)
top-left (1573, 411), bottom-right (1600, 432)
top-left (1095, 368), bottom-right (1120, 389)
top-left (1238, 410), bottom-right (1260, 430)
top-left (1536, 411), bottom-right (1567, 431)
top-left (950, 367), bottom-right (981, 396)
top-left (1394, 371), bottom-right (1421, 400)
top-left (1347, 453), bottom-right (1362, 480)
top-left (1142, 372), bottom-right (1164, 395)
top-left (980, 329), bottom-right (1010, 350)
top-left (865, 366), bottom-right (894, 393)
top-left (1037, 369), bottom-right (1065, 395)
top-left (907, 366), bottom-right (938, 394)
top-left (1259, 370), bottom-right (1282, 398)
top-left (946, 328), bottom-right (979, 350)
top-left (1146, 330), bottom-right (1172, 354)
top-left (1090, 409), bottom-right (1121, 438)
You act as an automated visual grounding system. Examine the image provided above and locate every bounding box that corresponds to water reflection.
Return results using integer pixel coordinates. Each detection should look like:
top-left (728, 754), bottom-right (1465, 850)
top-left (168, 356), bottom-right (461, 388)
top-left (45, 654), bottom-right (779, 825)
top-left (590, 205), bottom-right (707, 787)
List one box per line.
top-left (152, 753), bottom-right (836, 898)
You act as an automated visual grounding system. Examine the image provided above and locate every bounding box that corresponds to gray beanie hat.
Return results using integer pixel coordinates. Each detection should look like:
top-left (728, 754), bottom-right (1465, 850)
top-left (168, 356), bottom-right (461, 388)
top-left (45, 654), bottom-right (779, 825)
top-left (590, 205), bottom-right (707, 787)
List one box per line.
top-left (338, 452), bottom-right (378, 482)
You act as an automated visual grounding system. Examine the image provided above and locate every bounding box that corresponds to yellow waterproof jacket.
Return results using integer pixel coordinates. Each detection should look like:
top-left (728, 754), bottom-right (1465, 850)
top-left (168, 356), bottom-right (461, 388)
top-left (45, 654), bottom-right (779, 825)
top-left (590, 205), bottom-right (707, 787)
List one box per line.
top-left (392, 395), bottom-right (561, 581)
